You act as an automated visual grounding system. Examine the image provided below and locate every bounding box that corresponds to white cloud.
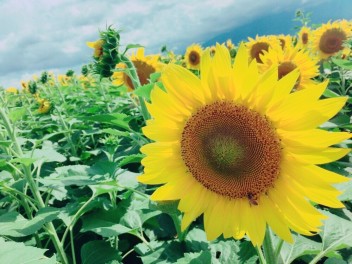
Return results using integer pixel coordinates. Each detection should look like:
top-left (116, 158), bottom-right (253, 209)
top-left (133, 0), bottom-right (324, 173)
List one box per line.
top-left (0, 0), bottom-right (338, 88)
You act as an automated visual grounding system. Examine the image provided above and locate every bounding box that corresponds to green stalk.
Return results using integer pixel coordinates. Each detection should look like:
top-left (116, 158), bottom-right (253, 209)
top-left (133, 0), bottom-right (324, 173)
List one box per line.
top-left (256, 246), bottom-right (267, 264)
top-left (0, 107), bottom-right (69, 264)
top-left (262, 228), bottom-right (276, 264)
top-left (120, 55), bottom-right (150, 122)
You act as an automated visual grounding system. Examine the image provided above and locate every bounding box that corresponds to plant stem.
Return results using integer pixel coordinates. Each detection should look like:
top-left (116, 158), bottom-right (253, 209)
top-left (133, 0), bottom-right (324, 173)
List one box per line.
top-left (0, 107), bottom-right (69, 264)
top-left (120, 55), bottom-right (150, 122)
top-left (263, 228), bottom-right (276, 264)
top-left (256, 246), bottom-right (267, 264)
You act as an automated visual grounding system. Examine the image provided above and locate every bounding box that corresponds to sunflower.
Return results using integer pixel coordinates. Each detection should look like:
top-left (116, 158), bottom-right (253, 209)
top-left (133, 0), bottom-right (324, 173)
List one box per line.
top-left (37, 98), bottom-right (51, 114)
top-left (6, 87), bottom-right (18, 94)
top-left (139, 44), bottom-right (350, 246)
top-left (275, 34), bottom-right (294, 50)
top-left (184, 44), bottom-right (203, 70)
top-left (112, 48), bottom-right (162, 91)
top-left (225, 39), bottom-right (235, 50)
top-left (313, 20), bottom-right (352, 59)
top-left (259, 45), bottom-right (319, 90)
top-left (246, 35), bottom-right (281, 63)
top-left (86, 39), bottom-right (104, 59)
top-left (297, 26), bottom-right (312, 49)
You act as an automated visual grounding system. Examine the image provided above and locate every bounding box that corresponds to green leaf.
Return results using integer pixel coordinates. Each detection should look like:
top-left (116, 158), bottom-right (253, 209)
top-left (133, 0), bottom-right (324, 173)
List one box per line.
top-left (89, 180), bottom-right (120, 196)
top-left (280, 212), bottom-right (352, 263)
top-left (279, 234), bottom-right (321, 264)
top-left (118, 153), bottom-right (144, 167)
top-left (331, 58), bottom-right (352, 70)
top-left (133, 83), bottom-right (154, 101)
top-left (11, 157), bottom-right (36, 166)
top-left (210, 240), bottom-right (257, 264)
top-left (102, 128), bottom-right (129, 137)
top-left (31, 141), bottom-right (66, 164)
top-left (336, 180), bottom-right (352, 201)
top-left (176, 251), bottom-right (212, 264)
top-left (0, 208), bottom-right (60, 237)
top-left (123, 43), bottom-right (144, 54)
top-left (81, 208), bottom-right (131, 237)
top-left (39, 165), bottom-right (105, 186)
top-left (117, 170), bottom-right (139, 189)
top-left (138, 241), bottom-right (184, 263)
top-left (0, 237), bottom-right (55, 264)
top-left (185, 228), bottom-right (209, 252)
top-left (81, 113), bottom-right (131, 130)
top-left (8, 107), bottom-right (27, 122)
top-left (81, 240), bottom-right (121, 264)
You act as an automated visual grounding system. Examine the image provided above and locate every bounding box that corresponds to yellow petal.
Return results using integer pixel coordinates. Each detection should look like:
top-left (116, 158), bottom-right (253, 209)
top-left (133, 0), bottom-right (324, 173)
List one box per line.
top-left (288, 147), bottom-right (350, 164)
top-left (278, 129), bottom-right (351, 149)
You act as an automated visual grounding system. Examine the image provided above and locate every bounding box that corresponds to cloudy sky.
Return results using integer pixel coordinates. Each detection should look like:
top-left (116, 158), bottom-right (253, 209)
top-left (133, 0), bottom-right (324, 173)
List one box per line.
top-left (0, 0), bottom-right (350, 88)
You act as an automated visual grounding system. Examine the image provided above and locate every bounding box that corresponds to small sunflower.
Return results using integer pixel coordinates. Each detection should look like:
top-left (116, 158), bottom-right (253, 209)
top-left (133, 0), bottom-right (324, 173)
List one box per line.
top-left (37, 98), bottom-right (51, 114)
top-left (184, 44), bottom-right (203, 70)
top-left (6, 87), bottom-right (18, 94)
top-left (139, 44), bottom-right (350, 246)
top-left (276, 34), bottom-right (294, 50)
top-left (225, 39), bottom-right (235, 50)
top-left (313, 20), bottom-right (352, 59)
top-left (246, 35), bottom-right (281, 63)
top-left (86, 39), bottom-right (104, 59)
top-left (297, 26), bottom-right (312, 49)
top-left (260, 45), bottom-right (319, 90)
top-left (112, 48), bottom-right (162, 91)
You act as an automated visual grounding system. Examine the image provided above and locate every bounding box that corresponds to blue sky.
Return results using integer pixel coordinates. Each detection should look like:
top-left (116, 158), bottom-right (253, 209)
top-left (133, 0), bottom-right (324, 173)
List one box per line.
top-left (0, 0), bottom-right (351, 89)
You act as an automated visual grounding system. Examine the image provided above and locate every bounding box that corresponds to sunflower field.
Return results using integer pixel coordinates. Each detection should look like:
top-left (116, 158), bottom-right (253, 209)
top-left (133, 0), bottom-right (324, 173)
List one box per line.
top-left (0, 16), bottom-right (352, 264)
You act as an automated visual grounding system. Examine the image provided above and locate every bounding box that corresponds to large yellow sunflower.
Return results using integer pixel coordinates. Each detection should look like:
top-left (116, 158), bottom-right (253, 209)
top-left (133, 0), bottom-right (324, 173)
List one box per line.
top-left (139, 44), bottom-right (350, 246)
top-left (260, 45), bottom-right (319, 90)
top-left (246, 35), bottom-right (281, 63)
top-left (184, 44), bottom-right (203, 70)
top-left (112, 48), bottom-right (162, 91)
top-left (313, 20), bottom-right (352, 59)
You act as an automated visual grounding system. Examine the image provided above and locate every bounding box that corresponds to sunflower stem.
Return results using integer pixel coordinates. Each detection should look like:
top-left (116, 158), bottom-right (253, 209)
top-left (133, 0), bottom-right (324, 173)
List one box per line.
top-left (256, 246), bottom-right (267, 264)
top-left (262, 228), bottom-right (276, 264)
top-left (170, 213), bottom-right (188, 242)
top-left (120, 55), bottom-right (150, 122)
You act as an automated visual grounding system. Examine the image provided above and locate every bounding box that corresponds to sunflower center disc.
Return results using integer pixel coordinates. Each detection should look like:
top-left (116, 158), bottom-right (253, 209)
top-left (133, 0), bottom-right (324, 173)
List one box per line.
top-left (126, 60), bottom-right (155, 88)
top-left (189, 51), bottom-right (200, 65)
top-left (250, 42), bottom-right (270, 63)
top-left (319, 29), bottom-right (346, 54)
top-left (181, 101), bottom-right (282, 200)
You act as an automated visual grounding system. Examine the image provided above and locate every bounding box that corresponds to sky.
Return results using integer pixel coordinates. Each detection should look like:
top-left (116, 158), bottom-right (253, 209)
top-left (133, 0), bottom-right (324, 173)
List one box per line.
top-left (0, 0), bottom-right (351, 89)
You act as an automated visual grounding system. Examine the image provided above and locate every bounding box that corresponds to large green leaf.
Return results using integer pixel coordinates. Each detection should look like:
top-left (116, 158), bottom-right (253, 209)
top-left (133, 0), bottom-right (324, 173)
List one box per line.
top-left (0, 208), bottom-right (60, 237)
top-left (81, 240), bottom-right (121, 264)
top-left (39, 165), bottom-right (105, 186)
top-left (80, 113), bottom-right (131, 130)
top-left (31, 141), bottom-right (66, 164)
top-left (279, 211), bottom-right (352, 263)
top-left (0, 237), bottom-right (56, 264)
top-left (331, 58), bottom-right (352, 70)
top-left (175, 251), bottom-right (212, 264)
top-left (210, 240), bottom-right (257, 264)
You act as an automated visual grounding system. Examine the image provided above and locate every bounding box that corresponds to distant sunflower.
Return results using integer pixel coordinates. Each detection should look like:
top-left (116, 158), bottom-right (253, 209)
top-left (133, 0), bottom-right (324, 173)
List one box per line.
top-left (139, 44), bottom-right (350, 246)
top-left (6, 87), bottom-right (18, 94)
top-left (297, 26), bottom-right (312, 49)
top-left (184, 44), bottom-right (203, 70)
top-left (86, 39), bottom-right (104, 59)
top-left (225, 39), bottom-right (235, 50)
top-left (276, 34), bottom-right (294, 50)
top-left (313, 20), bottom-right (352, 59)
top-left (112, 48), bottom-right (162, 91)
top-left (260, 45), bottom-right (319, 90)
top-left (38, 98), bottom-right (51, 114)
top-left (246, 36), bottom-right (281, 63)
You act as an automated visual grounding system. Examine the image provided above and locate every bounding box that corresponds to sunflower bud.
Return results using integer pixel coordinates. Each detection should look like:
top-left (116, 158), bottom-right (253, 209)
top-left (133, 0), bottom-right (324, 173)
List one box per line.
top-left (28, 80), bottom-right (37, 95)
top-left (91, 26), bottom-right (121, 78)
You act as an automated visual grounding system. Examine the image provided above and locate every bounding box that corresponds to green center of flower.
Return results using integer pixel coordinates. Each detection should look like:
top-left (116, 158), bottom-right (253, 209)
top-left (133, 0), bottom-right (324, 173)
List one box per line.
top-left (205, 135), bottom-right (244, 173)
top-left (181, 101), bottom-right (282, 203)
